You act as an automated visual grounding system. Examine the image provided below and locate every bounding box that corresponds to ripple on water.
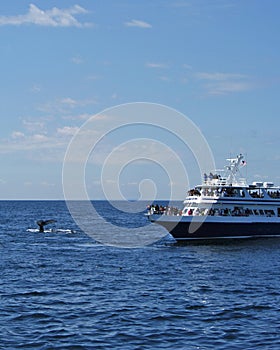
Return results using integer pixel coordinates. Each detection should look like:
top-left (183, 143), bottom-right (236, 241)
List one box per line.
top-left (2, 202), bottom-right (280, 349)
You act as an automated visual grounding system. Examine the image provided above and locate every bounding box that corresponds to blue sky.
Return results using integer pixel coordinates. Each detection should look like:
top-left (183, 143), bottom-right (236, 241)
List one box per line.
top-left (1, 1), bottom-right (280, 200)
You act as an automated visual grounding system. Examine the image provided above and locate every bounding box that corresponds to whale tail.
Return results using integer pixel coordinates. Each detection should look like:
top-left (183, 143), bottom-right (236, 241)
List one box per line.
top-left (37, 219), bottom-right (57, 232)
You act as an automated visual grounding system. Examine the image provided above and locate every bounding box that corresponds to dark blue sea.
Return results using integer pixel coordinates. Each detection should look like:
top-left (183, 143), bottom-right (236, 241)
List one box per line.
top-left (1, 200), bottom-right (280, 349)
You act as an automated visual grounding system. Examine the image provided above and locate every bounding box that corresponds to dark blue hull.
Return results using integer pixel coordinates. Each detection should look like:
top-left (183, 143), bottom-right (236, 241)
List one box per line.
top-left (156, 220), bottom-right (280, 240)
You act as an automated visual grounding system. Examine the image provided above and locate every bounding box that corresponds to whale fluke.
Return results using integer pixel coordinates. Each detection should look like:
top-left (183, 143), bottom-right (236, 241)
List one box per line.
top-left (37, 219), bottom-right (57, 232)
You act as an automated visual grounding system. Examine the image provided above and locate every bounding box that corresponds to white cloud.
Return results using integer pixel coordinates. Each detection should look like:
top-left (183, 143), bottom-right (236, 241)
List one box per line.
top-left (62, 113), bottom-right (93, 121)
top-left (32, 134), bottom-right (49, 142)
top-left (41, 181), bottom-right (55, 187)
top-left (71, 55), bottom-right (84, 64)
top-left (12, 131), bottom-right (25, 139)
top-left (38, 97), bottom-right (98, 114)
top-left (159, 76), bottom-right (171, 82)
top-left (195, 71), bottom-right (253, 95)
top-left (57, 126), bottom-right (79, 136)
top-left (124, 19), bottom-right (152, 28)
top-left (182, 63), bottom-right (193, 70)
top-left (205, 81), bottom-right (253, 95)
top-left (22, 119), bottom-right (47, 133)
top-left (60, 97), bottom-right (78, 107)
top-left (0, 4), bottom-right (91, 27)
top-left (146, 62), bottom-right (168, 69)
top-left (60, 97), bottom-right (98, 108)
top-left (30, 84), bottom-right (41, 93)
top-left (196, 72), bottom-right (247, 81)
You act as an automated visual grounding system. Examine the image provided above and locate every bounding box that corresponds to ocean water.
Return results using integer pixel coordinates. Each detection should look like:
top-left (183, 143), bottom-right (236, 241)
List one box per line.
top-left (1, 200), bottom-right (280, 349)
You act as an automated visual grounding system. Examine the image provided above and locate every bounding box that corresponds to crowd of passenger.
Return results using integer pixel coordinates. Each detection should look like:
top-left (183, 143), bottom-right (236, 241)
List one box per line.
top-left (147, 204), bottom-right (276, 217)
top-left (146, 204), bottom-right (182, 216)
top-left (188, 186), bottom-right (280, 200)
top-left (267, 191), bottom-right (280, 198)
top-left (188, 187), bottom-right (245, 198)
top-left (185, 207), bottom-right (252, 217)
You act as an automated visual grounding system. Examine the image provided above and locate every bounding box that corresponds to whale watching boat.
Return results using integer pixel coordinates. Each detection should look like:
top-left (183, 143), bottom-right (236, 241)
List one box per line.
top-left (147, 154), bottom-right (280, 240)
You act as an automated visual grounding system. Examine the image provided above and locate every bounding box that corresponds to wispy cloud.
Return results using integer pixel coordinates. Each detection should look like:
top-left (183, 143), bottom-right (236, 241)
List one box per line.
top-left (12, 131), bottom-right (25, 139)
top-left (159, 76), bottom-right (171, 82)
top-left (71, 55), bottom-right (84, 64)
top-left (38, 96), bottom-right (98, 114)
top-left (60, 97), bottom-right (79, 108)
top-left (204, 81), bottom-right (253, 95)
top-left (195, 71), bottom-right (253, 95)
top-left (30, 84), bottom-right (41, 93)
top-left (41, 181), bottom-right (55, 187)
top-left (196, 72), bottom-right (248, 81)
top-left (62, 113), bottom-right (93, 121)
top-left (182, 63), bottom-right (193, 70)
top-left (60, 97), bottom-right (98, 108)
top-left (56, 126), bottom-right (79, 136)
top-left (124, 19), bottom-right (152, 28)
top-left (22, 119), bottom-right (47, 133)
top-left (0, 126), bottom-right (77, 160)
top-left (146, 62), bottom-right (168, 69)
top-left (0, 4), bottom-right (91, 27)
top-left (169, 2), bottom-right (191, 8)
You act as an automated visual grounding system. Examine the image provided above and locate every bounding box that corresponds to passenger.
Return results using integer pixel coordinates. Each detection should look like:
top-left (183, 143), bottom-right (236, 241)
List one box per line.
top-left (224, 208), bottom-right (229, 216)
top-left (204, 173), bottom-right (208, 182)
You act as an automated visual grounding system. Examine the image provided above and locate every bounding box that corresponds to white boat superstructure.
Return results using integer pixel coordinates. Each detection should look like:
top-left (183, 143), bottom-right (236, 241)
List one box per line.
top-left (183, 154), bottom-right (279, 219)
top-left (147, 154), bottom-right (280, 240)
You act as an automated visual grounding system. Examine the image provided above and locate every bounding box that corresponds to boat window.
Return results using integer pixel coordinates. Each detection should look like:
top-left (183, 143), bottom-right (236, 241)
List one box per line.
top-left (278, 208), bottom-right (280, 217)
top-left (248, 189), bottom-right (264, 198)
top-left (243, 208), bottom-right (251, 216)
top-left (267, 190), bottom-right (280, 198)
top-left (264, 210), bottom-right (275, 217)
top-left (221, 188), bottom-right (244, 198)
top-left (253, 209), bottom-right (259, 215)
top-left (259, 209), bottom-right (264, 215)
top-left (201, 187), bottom-right (215, 197)
top-left (232, 207), bottom-right (244, 216)
top-left (188, 189), bottom-right (201, 196)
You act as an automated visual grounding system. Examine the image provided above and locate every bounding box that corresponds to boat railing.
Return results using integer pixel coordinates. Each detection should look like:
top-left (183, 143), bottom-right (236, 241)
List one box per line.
top-left (147, 205), bottom-right (278, 218)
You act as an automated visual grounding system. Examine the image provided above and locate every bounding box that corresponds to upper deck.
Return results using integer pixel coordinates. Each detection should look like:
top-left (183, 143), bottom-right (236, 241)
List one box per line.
top-left (185, 154), bottom-right (280, 203)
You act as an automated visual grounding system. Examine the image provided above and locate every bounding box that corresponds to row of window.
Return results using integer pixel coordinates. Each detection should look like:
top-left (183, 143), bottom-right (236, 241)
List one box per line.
top-left (188, 187), bottom-right (280, 199)
top-left (183, 206), bottom-right (278, 217)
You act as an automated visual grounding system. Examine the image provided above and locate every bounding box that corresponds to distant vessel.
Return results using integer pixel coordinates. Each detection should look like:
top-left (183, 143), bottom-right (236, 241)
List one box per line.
top-left (147, 154), bottom-right (280, 240)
